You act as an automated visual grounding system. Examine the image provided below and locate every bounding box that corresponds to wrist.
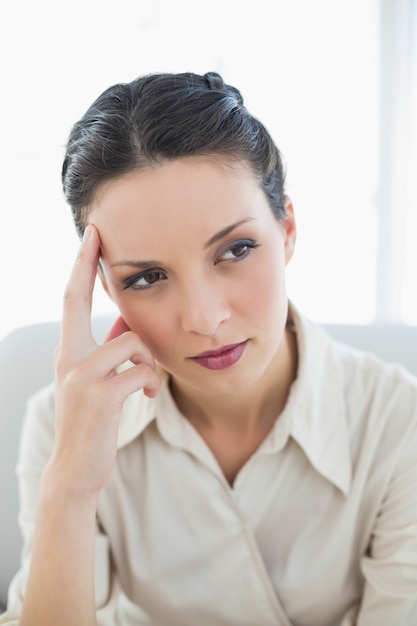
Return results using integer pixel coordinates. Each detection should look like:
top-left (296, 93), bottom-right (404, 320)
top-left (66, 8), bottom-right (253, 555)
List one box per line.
top-left (41, 456), bottom-right (100, 512)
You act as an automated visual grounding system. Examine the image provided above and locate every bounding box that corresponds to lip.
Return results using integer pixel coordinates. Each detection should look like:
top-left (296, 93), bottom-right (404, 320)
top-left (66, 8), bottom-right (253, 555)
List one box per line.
top-left (190, 341), bottom-right (248, 370)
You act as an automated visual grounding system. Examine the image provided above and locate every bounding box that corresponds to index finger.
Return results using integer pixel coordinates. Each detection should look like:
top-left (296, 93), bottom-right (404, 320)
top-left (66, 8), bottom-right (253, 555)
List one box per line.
top-left (60, 224), bottom-right (100, 362)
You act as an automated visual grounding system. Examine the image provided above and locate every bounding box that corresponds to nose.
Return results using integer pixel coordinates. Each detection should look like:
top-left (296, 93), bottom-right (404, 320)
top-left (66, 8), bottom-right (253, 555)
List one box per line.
top-left (179, 279), bottom-right (230, 335)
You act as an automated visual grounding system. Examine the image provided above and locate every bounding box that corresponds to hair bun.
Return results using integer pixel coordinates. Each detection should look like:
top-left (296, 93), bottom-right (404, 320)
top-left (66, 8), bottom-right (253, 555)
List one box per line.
top-left (204, 72), bottom-right (225, 91)
top-left (204, 72), bottom-right (244, 106)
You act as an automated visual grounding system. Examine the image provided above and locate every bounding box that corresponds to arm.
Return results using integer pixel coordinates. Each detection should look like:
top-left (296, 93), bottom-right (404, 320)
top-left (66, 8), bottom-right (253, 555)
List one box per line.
top-left (357, 428), bottom-right (417, 625)
top-left (14, 225), bottom-right (159, 626)
top-left (341, 410), bottom-right (417, 626)
top-left (19, 476), bottom-right (98, 624)
top-left (0, 386), bottom-right (119, 626)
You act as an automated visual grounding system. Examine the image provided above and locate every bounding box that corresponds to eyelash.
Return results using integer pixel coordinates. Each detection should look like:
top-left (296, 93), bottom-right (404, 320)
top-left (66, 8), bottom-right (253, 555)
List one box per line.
top-left (215, 239), bottom-right (260, 264)
top-left (122, 238), bottom-right (260, 291)
top-left (122, 269), bottom-right (167, 291)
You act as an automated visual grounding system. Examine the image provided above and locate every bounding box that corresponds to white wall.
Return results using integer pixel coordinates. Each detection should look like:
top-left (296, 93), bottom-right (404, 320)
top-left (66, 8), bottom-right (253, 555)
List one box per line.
top-left (1, 0), bottom-right (415, 340)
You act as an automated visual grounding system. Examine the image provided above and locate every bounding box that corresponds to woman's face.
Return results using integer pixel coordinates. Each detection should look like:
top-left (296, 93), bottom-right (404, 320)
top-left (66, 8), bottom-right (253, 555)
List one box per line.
top-left (91, 158), bottom-right (296, 399)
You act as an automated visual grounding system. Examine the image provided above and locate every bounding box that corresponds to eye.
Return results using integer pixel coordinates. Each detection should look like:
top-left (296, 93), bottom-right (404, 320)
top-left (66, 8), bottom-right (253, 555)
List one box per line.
top-left (216, 239), bottom-right (259, 264)
top-left (123, 269), bottom-right (167, 291)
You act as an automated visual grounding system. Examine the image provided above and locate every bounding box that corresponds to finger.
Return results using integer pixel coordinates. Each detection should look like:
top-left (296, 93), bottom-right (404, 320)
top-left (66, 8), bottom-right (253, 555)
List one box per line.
top-left (102, 316), bottom-right (131, 343)
top-left (60, 225), bottom-right (100, 364)
top-left (79, 331), bottom-right (157, 379)
top-left (106, 361), bottom-right (161, 401)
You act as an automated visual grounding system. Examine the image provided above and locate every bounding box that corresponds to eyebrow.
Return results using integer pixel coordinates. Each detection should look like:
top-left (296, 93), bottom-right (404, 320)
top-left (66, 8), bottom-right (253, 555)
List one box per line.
top-left (109, 259), bottom-right (160, 269)
top-left (109, 218), bottom-right (255, 269)
top-left (204, 218), bottom-right (255, 248)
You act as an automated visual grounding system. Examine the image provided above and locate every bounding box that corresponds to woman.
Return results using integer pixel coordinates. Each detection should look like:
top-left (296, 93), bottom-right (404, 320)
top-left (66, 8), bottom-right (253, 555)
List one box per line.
top-left (2, 71), bottom-right (417, 626)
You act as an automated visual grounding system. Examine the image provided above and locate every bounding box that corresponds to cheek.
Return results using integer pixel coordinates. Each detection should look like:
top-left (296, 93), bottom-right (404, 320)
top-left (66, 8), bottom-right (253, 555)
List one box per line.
top-left (116, 299), bottom-right (175, 358)
top-left (248, 284), bottom-right (286, 327)
top-left (242, 255), bottom-right (287, 314)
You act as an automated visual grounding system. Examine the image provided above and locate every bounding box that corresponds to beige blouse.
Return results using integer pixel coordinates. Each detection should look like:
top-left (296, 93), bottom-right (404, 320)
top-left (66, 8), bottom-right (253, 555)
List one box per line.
top-left (2, 307), bottom-right (417, 625)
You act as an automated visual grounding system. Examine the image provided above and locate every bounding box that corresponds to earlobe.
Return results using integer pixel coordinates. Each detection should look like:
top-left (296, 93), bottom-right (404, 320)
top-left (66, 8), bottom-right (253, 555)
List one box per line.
top-left (283, 196), bottom-right (296, 264)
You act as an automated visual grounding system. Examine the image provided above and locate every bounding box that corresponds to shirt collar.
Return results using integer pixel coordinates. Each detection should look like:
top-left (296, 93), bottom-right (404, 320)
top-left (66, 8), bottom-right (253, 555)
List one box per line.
top-left (283, 303), bottom-right (352, 495)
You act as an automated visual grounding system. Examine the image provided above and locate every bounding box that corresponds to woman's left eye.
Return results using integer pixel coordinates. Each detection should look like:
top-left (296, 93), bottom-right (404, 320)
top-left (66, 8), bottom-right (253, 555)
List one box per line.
top-left (216, 240), bottom-right (259, 263)
top-left (122, 269), bottom-right (167, 291)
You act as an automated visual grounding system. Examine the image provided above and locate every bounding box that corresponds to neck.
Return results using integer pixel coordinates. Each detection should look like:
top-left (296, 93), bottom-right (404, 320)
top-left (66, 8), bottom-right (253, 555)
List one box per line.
top-left (169, 325), bottom-right (298, 486)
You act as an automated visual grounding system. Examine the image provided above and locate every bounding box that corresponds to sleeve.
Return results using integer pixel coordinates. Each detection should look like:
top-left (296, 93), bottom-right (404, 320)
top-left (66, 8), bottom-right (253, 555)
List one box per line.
top-left (0, 384), bottom-right (120, 626)
top-left (354, 402), bottom-right (417, 625)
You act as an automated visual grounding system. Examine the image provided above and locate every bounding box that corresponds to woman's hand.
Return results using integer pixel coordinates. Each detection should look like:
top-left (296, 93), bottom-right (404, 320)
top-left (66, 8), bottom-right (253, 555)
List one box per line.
top-left (49, 224), bottom-right (160, 501)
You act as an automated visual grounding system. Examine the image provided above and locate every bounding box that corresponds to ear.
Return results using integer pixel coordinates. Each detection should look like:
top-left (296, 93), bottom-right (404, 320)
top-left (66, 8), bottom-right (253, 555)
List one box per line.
top-left (282, 196), bottom-right (296, 264)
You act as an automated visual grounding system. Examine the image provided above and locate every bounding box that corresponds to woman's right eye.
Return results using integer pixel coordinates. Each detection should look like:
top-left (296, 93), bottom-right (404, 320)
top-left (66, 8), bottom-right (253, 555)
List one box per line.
top-left (123, 270), bottom-right (167, 291)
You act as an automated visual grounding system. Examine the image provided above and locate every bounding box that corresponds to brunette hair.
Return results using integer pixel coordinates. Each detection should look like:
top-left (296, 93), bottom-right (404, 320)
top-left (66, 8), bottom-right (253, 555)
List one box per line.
top-left (62, 71), bottom-right (287, 237)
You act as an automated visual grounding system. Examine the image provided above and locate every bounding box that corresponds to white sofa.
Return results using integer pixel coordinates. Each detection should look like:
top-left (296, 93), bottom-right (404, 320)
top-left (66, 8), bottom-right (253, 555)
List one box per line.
top-left (1, 317), bottom-right (417, 611)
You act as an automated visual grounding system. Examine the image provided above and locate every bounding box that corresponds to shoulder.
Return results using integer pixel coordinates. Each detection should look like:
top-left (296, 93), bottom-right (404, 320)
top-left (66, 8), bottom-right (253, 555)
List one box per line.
top-left (331, 336), bottom-right (417, 420)
top-left (335, 343), bottom-right (417, 479)
top-left (299, 312), bottom-right (417, 491)
top-left (321, 330), bottom-right (417, 479)
top-left (294, 303), bottom-right (417, 410)
top-left (293, 304), bottom-right (417, 439)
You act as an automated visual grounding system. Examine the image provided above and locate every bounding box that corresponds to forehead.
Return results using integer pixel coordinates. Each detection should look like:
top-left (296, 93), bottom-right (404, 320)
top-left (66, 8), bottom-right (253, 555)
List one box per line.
top-left (91, 157), bottom-right (263, 217)
top-left (89, 157), bottom-right (272, 257)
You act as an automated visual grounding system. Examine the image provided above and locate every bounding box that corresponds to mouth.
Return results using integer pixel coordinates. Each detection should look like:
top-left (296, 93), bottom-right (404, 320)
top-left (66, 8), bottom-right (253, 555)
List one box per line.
top-left (189, 341), bottom-right (248, 370)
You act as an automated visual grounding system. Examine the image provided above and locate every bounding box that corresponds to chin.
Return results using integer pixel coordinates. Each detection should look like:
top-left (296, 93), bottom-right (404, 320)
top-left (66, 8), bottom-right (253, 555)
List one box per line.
top-left (179, 360), bottom-right (268, 398)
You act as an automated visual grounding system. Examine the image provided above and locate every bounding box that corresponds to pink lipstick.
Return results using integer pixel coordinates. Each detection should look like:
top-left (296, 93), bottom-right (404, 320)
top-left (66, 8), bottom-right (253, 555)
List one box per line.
top-left (190, 341), bottom-right (247, 370)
